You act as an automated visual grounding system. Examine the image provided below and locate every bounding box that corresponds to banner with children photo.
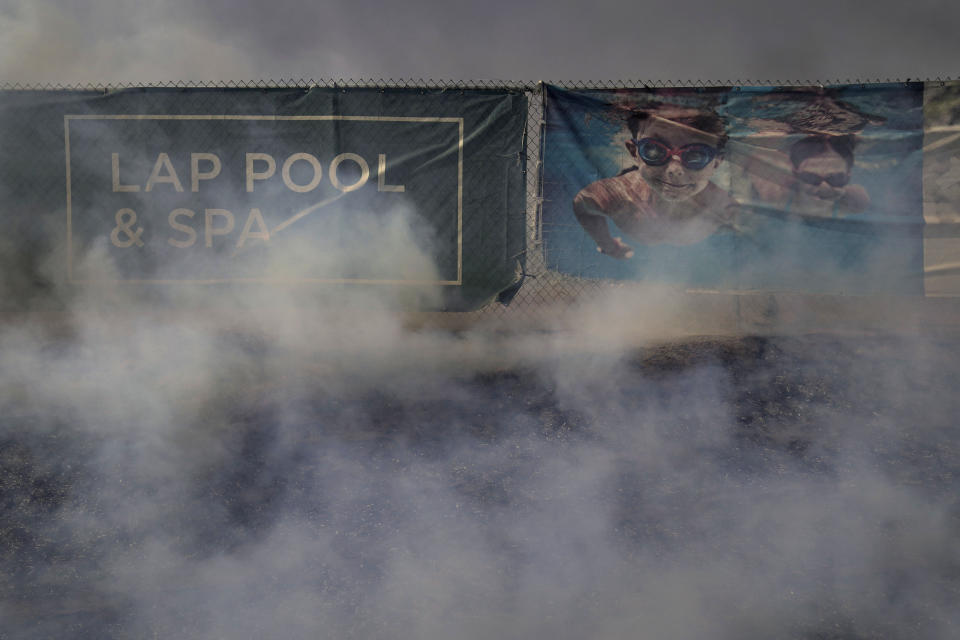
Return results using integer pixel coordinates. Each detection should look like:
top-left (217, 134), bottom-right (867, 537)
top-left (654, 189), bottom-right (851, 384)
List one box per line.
top-left (541, 83), bottom-right (926, 294)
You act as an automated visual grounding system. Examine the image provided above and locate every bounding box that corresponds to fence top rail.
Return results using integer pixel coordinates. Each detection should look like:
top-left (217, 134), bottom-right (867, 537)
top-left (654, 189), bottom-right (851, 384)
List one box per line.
top-left (2, 76), bottom-right (957, 92)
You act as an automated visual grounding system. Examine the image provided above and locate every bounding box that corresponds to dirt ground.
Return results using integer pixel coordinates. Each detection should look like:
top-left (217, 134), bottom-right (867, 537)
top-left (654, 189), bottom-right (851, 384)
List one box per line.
top-left (2, 333), bottom-right (959, 639)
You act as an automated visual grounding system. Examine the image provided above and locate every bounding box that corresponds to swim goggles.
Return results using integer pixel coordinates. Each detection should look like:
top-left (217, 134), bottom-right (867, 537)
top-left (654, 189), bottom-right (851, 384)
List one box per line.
top-left (794, 171), bottom-right (850, 188)
top-left (632, 138), bottom-right (718, 171)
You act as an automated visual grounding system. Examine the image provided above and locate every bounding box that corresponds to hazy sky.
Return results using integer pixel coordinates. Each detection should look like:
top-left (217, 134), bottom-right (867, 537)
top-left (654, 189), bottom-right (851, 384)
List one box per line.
top-left (1, 0), bottom-right (958, 85)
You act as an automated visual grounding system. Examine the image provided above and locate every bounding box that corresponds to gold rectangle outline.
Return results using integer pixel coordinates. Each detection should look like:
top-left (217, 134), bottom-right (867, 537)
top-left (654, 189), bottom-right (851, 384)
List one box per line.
top-left (65, 114), bottom-right (464, 286)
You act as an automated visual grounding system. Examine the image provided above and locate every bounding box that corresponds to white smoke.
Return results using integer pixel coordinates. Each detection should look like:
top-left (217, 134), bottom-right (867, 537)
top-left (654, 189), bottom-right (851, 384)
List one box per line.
top-left (2, 4), bottom-right (960, 638)
top-left (2, 262), bottom-right (959, 638)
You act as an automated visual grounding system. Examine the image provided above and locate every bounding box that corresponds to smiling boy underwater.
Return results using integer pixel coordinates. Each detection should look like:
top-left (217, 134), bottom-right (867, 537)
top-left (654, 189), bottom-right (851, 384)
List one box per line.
top-left (572, 107), bottom-right (737, 258)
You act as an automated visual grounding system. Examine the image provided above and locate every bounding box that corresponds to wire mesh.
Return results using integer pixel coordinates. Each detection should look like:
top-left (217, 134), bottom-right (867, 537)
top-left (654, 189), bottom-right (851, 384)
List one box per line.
top-left (2, 78), bottom-right (956, 323)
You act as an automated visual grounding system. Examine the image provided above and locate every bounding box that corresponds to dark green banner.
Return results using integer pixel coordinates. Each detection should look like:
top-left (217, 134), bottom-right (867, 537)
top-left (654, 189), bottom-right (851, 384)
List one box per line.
top-left (0, 88), bottom-right (527, 311)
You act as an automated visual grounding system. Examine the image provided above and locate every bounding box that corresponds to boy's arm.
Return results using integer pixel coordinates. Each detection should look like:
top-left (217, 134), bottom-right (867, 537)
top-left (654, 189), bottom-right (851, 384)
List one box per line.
top-left (572, 186), bottom-right (634, 259)
top-left (743, 148), bottom-right (792, 204)
top-left (838, 184), bottom-right (870, 213)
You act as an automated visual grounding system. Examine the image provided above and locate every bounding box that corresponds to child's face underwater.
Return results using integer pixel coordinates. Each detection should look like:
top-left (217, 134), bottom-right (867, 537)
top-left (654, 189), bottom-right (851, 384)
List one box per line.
top-left (794, 150), bottom-right (850, 203)
top-left (628, 120), bottom-right (722, 202)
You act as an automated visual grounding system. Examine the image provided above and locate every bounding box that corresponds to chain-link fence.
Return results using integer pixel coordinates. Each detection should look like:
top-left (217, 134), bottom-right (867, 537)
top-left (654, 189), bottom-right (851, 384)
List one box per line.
top-left (2, 78), bottom-right (957, 327)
